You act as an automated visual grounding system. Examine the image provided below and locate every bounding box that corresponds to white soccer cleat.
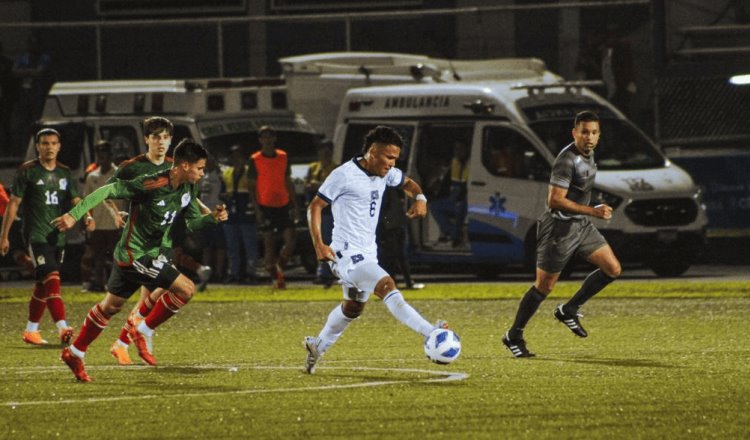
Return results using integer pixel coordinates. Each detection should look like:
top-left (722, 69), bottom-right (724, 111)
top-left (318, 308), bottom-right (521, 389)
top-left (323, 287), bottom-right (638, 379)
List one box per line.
top-left (303, 336), bottom-right (321, 374)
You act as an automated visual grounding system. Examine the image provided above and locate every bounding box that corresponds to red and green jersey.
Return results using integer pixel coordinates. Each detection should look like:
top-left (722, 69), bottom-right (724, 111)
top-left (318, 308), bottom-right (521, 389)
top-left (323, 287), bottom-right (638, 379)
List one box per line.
top-left (11, 159), bottom-right (79, 246)
top-left (69, 169), bottom-right (216, 266)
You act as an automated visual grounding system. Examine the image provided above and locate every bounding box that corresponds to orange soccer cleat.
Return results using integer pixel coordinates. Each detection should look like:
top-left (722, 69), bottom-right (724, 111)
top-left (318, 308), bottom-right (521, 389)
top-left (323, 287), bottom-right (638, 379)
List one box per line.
top-left (59, 327), bottom-right (75, 345)
top-left (23, 330), bottom-right (49, 345)
top-left (128, 325), bottom-right (157, 366)
top-left (60, 347), bottom-right (92, 382)
top-left (110, 341), bottom-right (133, 366)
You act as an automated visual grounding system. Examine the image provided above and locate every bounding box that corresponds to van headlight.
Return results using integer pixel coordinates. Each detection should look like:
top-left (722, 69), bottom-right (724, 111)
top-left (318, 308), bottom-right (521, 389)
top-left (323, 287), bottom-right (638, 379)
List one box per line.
top-left (590, 188), bottom-right (623, 209)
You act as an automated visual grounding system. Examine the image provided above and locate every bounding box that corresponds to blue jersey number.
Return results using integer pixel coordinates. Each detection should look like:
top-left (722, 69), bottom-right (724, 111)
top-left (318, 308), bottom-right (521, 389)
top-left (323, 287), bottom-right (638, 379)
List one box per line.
top-left (350, 254), bottom-right (364, 264)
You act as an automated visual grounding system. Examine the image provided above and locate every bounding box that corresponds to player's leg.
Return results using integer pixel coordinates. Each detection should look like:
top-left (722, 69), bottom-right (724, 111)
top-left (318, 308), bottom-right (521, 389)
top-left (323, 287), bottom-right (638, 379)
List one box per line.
top-left (23, 280), bottom-right (47, 345)
top-left (30, 244), bottom-right (74, 344)
top-left (372, 268), bottom-right (437, 337)
top-left (61, 291), bottom-right (129, 382)
top-left (130, 260), bottom-right (193, 365)
top-left (304, 294), bottom-right (364, 374)
top-left (555, 224), bottom-right (621, 337)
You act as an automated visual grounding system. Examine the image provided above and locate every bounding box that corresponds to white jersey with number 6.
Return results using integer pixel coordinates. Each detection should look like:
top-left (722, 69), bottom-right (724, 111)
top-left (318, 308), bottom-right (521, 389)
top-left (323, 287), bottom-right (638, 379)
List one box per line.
top-left (317, 157), bottom-right (404, 256)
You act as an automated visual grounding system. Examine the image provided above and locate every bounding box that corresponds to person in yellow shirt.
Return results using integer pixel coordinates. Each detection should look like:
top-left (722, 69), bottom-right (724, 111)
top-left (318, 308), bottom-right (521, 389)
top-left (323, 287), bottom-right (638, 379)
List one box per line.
top-left (429, 140), bottom-right (469, 247)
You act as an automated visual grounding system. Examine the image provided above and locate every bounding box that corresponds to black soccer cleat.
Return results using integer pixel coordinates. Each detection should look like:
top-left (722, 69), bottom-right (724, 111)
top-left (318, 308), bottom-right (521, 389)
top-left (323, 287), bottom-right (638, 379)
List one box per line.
top-left (554, 304), bottom-right (588, 338)
top-left (502, 332), bottom-right (536, 358)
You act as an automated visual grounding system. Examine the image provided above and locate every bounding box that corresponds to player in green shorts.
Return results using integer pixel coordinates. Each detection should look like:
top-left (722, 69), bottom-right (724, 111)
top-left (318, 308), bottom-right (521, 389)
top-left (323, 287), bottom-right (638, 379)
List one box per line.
top-left (53, 139), bottom-right (228, 382)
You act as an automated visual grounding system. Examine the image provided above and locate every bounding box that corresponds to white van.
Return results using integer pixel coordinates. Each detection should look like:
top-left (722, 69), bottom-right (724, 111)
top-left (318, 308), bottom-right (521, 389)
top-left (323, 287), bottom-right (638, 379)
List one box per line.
top-left (20, 78), bottom-right (323, 273)
top-left (324, 55), bottom-right (707, 277)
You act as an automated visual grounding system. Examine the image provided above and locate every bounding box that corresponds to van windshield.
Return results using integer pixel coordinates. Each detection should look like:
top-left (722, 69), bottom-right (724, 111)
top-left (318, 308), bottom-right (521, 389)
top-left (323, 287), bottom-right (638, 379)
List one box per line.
top-left (203, 131), bottom-right (320, 166)
top-left (529, 118), bottom-right (666, 170)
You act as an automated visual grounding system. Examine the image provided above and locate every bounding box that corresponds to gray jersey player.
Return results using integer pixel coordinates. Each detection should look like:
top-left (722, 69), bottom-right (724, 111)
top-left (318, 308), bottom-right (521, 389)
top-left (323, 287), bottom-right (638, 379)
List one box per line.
top-left (502, 110), bottom-right (622, 358)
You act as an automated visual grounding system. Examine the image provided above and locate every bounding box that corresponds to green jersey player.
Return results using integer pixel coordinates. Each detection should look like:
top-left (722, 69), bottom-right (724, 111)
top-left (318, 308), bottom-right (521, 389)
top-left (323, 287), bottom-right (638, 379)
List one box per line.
top-left (0, 128), bottom-right (94, 346)
top-left (54, 139), bottom-right (228, 382)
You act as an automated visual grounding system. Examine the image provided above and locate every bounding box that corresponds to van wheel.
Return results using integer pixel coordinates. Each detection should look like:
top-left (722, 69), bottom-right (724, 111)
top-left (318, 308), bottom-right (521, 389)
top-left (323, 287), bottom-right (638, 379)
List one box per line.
top-left (649, 259), bottom-right (691, 277)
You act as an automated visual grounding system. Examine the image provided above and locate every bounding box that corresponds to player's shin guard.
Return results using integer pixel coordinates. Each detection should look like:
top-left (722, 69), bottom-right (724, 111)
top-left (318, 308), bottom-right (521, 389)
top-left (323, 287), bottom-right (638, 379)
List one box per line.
top-left (317, 304), bottom-right (355, 355)
top-left (143, 291), bottom-right (188, 330)
top-left (564, 269), bottom-right (616, 313)
top-left (72, 304), bottom-right (111, 354)
top-left (382, 290), bottom-right (433, 337)
top-left (27, 282), bottom-right (47, 323)
top-left (43, 272), bottom-right (66, 322)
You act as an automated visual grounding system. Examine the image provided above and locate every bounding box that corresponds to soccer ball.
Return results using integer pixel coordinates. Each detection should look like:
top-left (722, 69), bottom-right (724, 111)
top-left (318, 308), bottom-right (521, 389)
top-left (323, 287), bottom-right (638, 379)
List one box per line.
top-left (424, 328), bottom-right (461, 365)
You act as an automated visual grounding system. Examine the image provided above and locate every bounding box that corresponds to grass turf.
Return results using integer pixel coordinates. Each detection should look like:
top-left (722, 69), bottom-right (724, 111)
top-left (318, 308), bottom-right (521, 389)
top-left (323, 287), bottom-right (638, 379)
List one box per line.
top-left (0, 281), bottom-right (749, 439)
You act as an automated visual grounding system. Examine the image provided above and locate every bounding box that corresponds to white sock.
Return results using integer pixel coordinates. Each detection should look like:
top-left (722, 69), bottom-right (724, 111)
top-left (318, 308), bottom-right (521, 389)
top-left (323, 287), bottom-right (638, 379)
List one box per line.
top-left (317, 305), bottom-right (354, 355)
top-left (55, 320), bottom-right (69, 330)
top-left (383, 290), bottom-right (433, 337)
top-left (116, 339), bottom-right (128, 348)
top-left (137, 320), bottom-right (155, 337)
top-left (69, 345), bottom-right (86, 359)
top-left (26, 321), bottom-right (40, 332)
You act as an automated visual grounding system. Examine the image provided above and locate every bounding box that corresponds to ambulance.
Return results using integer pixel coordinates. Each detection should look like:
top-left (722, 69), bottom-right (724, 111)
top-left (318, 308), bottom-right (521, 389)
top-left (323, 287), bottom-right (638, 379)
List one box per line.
top-left (286, 52), bottom-right (708, 276)
top-left (22, 78), bottom-right (323, 273)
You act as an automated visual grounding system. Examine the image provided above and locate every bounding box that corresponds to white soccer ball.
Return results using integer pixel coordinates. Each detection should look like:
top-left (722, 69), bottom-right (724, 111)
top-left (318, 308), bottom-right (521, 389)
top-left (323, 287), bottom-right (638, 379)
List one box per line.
top-left (424, 328), bottom-right (462, 365)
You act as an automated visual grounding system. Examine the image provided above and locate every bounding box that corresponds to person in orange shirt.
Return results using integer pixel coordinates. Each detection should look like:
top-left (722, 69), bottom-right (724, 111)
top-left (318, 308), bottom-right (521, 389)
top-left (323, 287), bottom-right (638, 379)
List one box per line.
top-left (247, 126), bottom-right (299, 289)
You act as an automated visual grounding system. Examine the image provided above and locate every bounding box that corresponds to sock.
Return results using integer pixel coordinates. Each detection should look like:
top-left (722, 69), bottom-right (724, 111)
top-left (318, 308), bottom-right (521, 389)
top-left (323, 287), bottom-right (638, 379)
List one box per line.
top-left (27, 282), bottom-right (47, 323)
top-left (382, 290), bottom-right (433, 337)
top-left (316, 304), bottom-right (355, 355)
top-left (564, 269), bottom-right (616, 313)
top-left (144, 291), bottom-right (188, 330)
top-left (72, 304), bottom-right (111, 353)
top-left (139, 295), bottom-right (156, 317)
top-left (55, 320), bottom-right (70, 330)
top-left (43, 272), bottom-right (66, 323)
top-left (508, 286), bottom-right (546, 340)
top-left (118, 326), bottom-right (131, 345)
top-left (26, 321), bottom-right (40, 332)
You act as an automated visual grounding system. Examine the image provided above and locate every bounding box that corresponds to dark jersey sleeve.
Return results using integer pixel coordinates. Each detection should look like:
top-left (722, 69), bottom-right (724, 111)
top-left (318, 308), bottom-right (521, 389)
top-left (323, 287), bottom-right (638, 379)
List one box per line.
top-left (549, 151), bottom-right (575, 189)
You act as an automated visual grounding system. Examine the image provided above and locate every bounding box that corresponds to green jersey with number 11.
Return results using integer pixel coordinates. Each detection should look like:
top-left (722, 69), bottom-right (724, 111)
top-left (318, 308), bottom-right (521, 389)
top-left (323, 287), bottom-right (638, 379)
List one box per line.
top-left (69, 169), bottom-right (216, 266)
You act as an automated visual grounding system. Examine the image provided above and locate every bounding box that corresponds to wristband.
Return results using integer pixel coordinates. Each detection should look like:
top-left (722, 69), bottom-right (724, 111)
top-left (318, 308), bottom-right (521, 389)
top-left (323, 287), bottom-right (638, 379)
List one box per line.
top-left (415, 194), bottom-right (427, 202)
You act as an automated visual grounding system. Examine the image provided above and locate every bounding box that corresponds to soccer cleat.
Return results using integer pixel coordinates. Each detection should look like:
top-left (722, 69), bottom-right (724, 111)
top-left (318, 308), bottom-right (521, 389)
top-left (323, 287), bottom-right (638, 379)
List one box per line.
top-left (303, 336), bottom-right (321, 374)
top-left (60, 347), bottom-right (92, 382)
top-left (196, 265), bottom-right (212, 292)
top-left (128, 325), bottom-right (157, 366)
top-left (554, 304), bottom-right (588, 338)
top-left (502, 332), bottom-right (536, 358)
top-left (59, 327), bottom-right (75, 345)
top-left (23, 330), bottom-right (49, 345)
top-left (110, 341), bottom-right (133, 366)
top-left (434, 319), bottom-right (449, 330)
top-left (128, 312), bottom-right (152, 353)
top-left (274, 265), bottom-right (286, 289)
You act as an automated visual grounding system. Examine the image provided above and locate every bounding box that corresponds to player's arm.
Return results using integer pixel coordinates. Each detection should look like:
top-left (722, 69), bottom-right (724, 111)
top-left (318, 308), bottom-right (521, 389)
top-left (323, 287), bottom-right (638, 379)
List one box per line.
top-left (71, 196), bottom-right (96, 232)
top-left (183, 198), bottom-right (226, 232)
top-left (308, 195), bottom-right (334, 261)
top-left (547, 185), bottom-right (612, 219)
top-left (0, 195), bottom-right (22, 256)
top-left (52, 181), bottom-right (133, 231)
top-left (401, 176), bottom-right (428, 219)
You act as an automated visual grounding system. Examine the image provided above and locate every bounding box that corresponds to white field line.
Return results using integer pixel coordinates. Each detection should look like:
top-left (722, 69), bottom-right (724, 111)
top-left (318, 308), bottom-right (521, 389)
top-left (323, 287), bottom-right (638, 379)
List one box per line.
top-left (3, 364), bottom-right (469, 407)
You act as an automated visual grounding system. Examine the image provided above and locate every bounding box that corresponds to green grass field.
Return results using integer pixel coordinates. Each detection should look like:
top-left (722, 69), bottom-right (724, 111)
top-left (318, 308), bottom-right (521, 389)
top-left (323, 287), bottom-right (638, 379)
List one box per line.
top-left (1, 281), bottom-right (749, 439)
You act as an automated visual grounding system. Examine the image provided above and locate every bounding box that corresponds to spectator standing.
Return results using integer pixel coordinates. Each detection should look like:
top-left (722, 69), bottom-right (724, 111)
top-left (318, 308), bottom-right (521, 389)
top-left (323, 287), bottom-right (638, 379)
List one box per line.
top-left (247, 126), bottom-right (299, 289)
top-left (222, 144), bottom-right (257, 284)
top-left (199, 153), bottom-right (227, 284)
top-left (11, 35), bottom-right (52, 157)
top-left (376, 186), bottom-right (423, 290)
top-left (305, 141), bottom-right (337, 287)
top-left (80, 141), bottom-right (122, 292)
top-left (429, 140), bottom-right (470, 247)
top-left (0, 41), bottom-right (18, 153)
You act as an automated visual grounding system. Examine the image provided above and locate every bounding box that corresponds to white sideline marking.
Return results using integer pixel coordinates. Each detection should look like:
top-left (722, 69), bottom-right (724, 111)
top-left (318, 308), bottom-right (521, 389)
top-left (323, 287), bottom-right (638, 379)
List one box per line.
top-left (4, 364), bottom-right (469, 407)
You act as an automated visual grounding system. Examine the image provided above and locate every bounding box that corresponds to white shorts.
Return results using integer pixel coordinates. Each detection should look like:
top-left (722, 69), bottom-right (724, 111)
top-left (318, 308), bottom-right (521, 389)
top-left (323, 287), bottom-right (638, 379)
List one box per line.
top-left (329, 248), bottom-right (389, 303)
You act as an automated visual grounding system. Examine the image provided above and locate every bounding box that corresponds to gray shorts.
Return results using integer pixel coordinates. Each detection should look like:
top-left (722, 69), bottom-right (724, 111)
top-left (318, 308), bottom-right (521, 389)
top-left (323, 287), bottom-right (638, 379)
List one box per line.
top-left (536, 211), bottom-right (608, 273)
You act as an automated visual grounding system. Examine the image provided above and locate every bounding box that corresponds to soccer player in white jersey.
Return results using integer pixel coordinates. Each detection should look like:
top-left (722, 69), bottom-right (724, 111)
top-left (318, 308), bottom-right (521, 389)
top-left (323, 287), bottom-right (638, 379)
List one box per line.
top-left (303, 125), bottom-right (447, 374)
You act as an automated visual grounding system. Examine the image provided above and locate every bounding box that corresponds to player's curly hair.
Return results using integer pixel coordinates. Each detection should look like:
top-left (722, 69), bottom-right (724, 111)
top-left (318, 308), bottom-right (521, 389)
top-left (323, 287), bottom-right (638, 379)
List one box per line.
top-left (363, 125), bottom-right (403, 153)
top-left (173, 138), bottom-right (208, 164)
